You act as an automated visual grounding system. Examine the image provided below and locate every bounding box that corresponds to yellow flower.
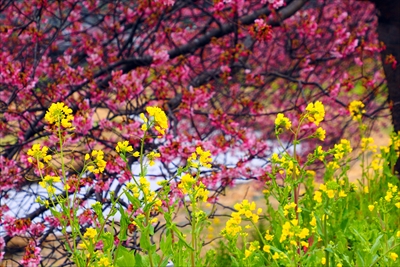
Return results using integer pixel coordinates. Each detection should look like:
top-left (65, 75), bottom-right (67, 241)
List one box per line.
top-left (314, 191), bottom-right (322, 203)
top-left (264, 230), bottom-right (274, 241)
top-left (339, 190), bottom-right (347, 198)
top-left (249, 241), bottom-right (260, 252)
top-left (348, 100), bottom-right (365, 121)
top-left (297, 228), bottom-right (310, 239)
top-left (45, 102), bottom-right (74, 128)
top-left (190, 146), bottom-right (213, 168)
top-left (147, 151), bottom-right (161, 166)
top-left (315, 127), bottom-right (326, 141)
top-left (272, 252), bottom-right (280, 260)
top-left (327, 161), bottom-right (340, 170)
top-left (275, 113), bottom-right (292, 130)
top-left (194, 182), bottom-right (209, 202)
top-left (368, 205), bottom-right (375, 211)
top-left (301, 241), bottom-right (309, 248)
top-left (396, 231), bottom-right (400, 238)
top-left (27, 144), bottom-right (52, 169)
top-left (87, 150), bottom-right (107, 173)
top-left (263, 245), bottom-right (270, 253)
top-left (146, 106), bottom-right (168, 136)
top-left (390, 252), bottom-right (398, 261)
top-left (385, 191), bottom-right (393, 202)
top-left (395, 202), bottom-right (400, 209)
top-left (116, 141), bottom-right (133, 153)
top-left (305, 101), bottom-right (325, 126)
top-left (327, 190), bottom-right (335, 199)
top-left (310, 217), bottom-right (317, 227)
top-left (337, 263), bottom-right (342, 267)
top-left (244, 249), bottom-right (251, 259)
top-left (98, 257), bottom-right (112, 267)
top-left (251, 214), bottom-right (259, 223)
top-left (364, 186), bottom-right (369, 193)
top-left (84, 228), bottom-right (97, 240)
top-left (315, 146), bottom-right (325, 161)
top-left (361, 137), bottom-right (377, 152)
top-left (178, 173), bottom-right (195, 194)
top-left (321, 257), bottom-right (326, 265)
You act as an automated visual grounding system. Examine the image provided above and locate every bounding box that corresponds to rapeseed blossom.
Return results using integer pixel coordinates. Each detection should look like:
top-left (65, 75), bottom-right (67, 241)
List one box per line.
top-left (115, 141), bottom-right (133, 154)
top-left (86, 150), bottom-right (107, 174)
top-left (145, 106), bottom-right (168, 136)
top-left (27, 144), bottom-right (52, 169)
top-left (315, 127), bottom-right (326, 141)
top-left (361, 137), bottom-right (377, 152)
top-left (45, 102), bottom-right (74, 128)
top-left (39, 175), bottom-right (61, 194)
top-left (368, 205), bottom-right (374, 211)
top-left (390, 252), bottom-right (398, 261)
top-left (348, 100), bottom-right (365, 121)
top-left (275, 113), bottom-right (292, 130)
top-left (305, 101), bottom-right (325, 126)
top-left (147, 151), bottom-right (160, 166)
top-left (188, 146), bottom-right (213, 168)
top-left (84, 228), bottom-right (97, 239)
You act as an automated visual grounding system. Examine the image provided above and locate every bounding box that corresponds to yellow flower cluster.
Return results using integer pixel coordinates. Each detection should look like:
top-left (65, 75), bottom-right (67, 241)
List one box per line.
top-left (314, 181), bottom-right (341, 203)
top-left (315, 127), bottom-right (326, 141)
top-left (272, 153), bottom-right (299, 177)
top-left (332, 139), bottom-right (352, 160)
top-left (275, 113), bottom-right (292, 130)
top-left (147, 151), bottom-right (160, 166)
top-left (138, 176), bottom-right (162, 210)
top-left (305, 101), bottom-right (325, 126)
top-left (141, 106), bottom-right (168, 136)
top-left (283, 202), bottom-right (297, 216)
top-left (79, 227), bottom-right (97, 250)
top-left (45, 102), bottom-right (74, 128)
top-left (178, 173), bottom-right (209, 202)
top-left (85, 150), bottom-right (107, 174)
top-left (126, 182), bottom-right (140, 198)
top-left (360, 137), bottom-right (377, 152)
top-left (348, 100), bottom-right (365, 121)
top-left (39, 175), bottom-right (61, 194)
top-left (188, 146), bottom-right (213, 168)
top-left (222, 200), bottom-right (262, 238)
top-left (234, 200), bottom-right (261, 224)
top-left (244, 241), bottom-right (260, 259)
top-left (27, 144), bottom-right (52, 169)
top-left (178, 173), bottom-right (196, 194)
top-left (279, 219), bottom-right (310, 243)
top-left (384, 183), bottom-right (398, 205)
top-left (98, 257), bottom-right (112, 267)
top-left (115, 141), bottom-right (133, 154)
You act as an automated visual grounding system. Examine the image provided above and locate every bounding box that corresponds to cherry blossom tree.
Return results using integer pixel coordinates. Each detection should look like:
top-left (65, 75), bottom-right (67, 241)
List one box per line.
top-left (0, 0), bottom-right (392, 265)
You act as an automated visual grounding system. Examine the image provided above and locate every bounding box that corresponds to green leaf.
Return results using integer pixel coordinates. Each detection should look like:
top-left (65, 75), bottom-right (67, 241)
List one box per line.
top-left (124, 190), bottom-right (141, 209)
top-left (170, 224), bottom-right (194, 251)
top-left (118, 206), bottom-right (129, 241)
top-left (370, 234), bottom-right (383, 256)
top-left (160, 231), bottom-right (173, 256)
top-left (229, 255), bottom-right (240, 267)
top-left (116, 246), bottom-right (136, 267)
top-left (135, 253), bottom-right (150, 267)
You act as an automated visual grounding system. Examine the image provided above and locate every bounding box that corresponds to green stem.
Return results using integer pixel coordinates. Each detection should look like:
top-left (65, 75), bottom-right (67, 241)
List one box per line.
top-left (323, 199), bottom-right (329, 267)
